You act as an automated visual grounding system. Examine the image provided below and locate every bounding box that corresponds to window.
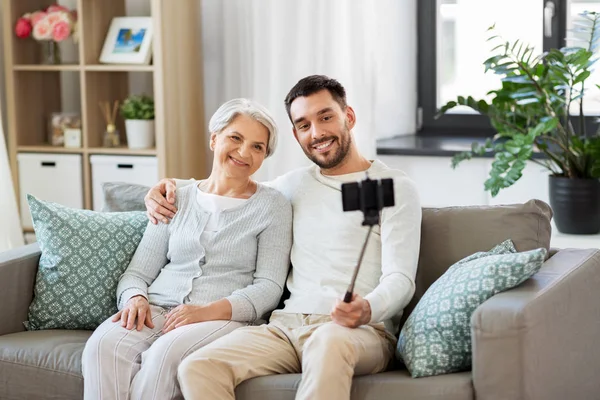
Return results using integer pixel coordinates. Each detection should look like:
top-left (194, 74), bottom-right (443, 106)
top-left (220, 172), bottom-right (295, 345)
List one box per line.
top-left (568, 0), bottom-right (600, 114)
top-left (419, 0), bottom-right (600, 136)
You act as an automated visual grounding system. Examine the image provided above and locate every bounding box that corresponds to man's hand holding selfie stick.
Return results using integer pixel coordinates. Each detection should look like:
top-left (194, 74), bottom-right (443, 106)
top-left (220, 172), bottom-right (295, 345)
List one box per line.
top-left (330, 175), bottom-right (394, 329)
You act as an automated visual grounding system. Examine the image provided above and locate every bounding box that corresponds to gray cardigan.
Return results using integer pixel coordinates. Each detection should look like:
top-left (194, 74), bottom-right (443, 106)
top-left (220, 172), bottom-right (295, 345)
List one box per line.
top-left (116, 183), bottom-right (293, 322)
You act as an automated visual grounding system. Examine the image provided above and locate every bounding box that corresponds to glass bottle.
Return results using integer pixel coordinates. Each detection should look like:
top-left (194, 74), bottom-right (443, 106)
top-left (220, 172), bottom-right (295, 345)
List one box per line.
top-left (103, 124), bottom-right (120, 147)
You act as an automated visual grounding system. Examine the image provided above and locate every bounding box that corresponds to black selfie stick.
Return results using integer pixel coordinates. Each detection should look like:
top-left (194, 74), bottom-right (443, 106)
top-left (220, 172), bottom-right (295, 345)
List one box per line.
top-left (343, 225), bottom-right (374, 303)
top-left (341, 174), bottom-right (394, 304)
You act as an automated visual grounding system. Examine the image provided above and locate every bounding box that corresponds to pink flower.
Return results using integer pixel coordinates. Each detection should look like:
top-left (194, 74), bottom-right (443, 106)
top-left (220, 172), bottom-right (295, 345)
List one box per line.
top-left (15, 6), bottom-right (76, 42)
top-left (52, 21), bottom-right (70, 42)
top-left (46, 11), bottom-right (64, 27)
top-left (46, 4), bottom-right (69, 13)
top-left (30, 11), bottom-right (47, 27)
top-left (14, 17), bottom-right (32, 39)
top-left (32, 17), bottom-right (52, 40)
top-left (48, 11), bottom-right (61, 26)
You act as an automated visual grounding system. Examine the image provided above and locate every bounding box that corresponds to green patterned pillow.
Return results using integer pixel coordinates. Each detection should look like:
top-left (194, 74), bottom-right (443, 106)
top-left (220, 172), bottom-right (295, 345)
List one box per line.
top-left (397, 239), bottom-right (546, 378)
top-left (26, 195), bottom-right (148, 330)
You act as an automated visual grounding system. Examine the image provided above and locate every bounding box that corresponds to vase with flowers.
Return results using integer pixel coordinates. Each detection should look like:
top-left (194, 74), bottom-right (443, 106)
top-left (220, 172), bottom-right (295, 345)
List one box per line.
top-left (14, 4), bottom-right (78, 65)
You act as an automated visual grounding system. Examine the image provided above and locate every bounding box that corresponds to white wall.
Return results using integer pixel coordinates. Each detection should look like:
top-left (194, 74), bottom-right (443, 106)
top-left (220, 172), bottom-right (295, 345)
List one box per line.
top-left (378, 155), bottom-right (550, 208)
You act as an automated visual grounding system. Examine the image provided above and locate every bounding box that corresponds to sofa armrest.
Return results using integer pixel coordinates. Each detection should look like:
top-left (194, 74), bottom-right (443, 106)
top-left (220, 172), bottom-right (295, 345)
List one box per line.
top-left (0, 243), bottom-right (40, 336)
top-left (471, 248), bottom-right (600, 400)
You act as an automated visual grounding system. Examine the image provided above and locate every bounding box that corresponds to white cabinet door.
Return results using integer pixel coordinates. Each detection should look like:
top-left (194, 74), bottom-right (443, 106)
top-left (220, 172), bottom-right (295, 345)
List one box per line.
top-left (90, 155), bottom-right (158, 211)
top-left (485, 160), bottom-right (550, 206)
top-left (379, 155), bottom-right (489, 207)
top-left (18, 153), bottom-right (84, 229)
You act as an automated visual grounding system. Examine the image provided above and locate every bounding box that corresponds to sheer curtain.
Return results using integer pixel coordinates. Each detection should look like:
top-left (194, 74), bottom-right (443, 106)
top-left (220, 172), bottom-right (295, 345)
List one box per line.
top-left (0, 127), bottom-right (24, 252)
top-left (201, 0), bottom-right (417, 181)
top-left (0, 3), bottom-right (23, 251)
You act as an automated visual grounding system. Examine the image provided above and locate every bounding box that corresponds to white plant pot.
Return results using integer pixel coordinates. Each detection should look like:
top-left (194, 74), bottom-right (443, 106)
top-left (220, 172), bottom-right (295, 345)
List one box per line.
top-left (125, 120), bottom-right (155, 149)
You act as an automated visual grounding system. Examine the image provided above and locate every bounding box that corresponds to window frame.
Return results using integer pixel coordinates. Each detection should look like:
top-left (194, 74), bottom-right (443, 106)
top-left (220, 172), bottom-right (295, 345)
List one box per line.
top-left (417, 0), bottom-right (600, 137)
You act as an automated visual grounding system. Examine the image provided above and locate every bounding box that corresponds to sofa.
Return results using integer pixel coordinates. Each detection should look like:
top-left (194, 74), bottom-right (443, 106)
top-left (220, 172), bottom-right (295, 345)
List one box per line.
top-left (1, 199), bottom-right (600, 400)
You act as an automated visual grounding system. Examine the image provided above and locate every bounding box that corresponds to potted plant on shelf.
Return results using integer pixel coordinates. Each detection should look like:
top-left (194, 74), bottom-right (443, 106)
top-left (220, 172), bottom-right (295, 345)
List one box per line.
top-left (14, 4), bottom-right (78, 65)
top-left (438, 12), bottom-right (600, 234)
top-left (120, 94), bottom-right (155, 150)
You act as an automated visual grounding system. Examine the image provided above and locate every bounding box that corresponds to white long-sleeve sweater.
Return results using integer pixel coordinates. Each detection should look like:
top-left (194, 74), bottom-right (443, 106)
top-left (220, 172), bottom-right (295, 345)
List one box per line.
top-left (270, 160), bottom-right (421, 334)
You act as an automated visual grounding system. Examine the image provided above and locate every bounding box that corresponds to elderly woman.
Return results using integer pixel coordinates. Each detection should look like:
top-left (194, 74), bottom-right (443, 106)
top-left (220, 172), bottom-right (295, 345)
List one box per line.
top-left (82, 99), bottom-right (292, 400)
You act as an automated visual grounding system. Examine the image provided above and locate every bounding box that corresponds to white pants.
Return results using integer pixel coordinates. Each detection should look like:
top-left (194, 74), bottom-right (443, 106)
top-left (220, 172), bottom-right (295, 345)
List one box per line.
top-left (82, 305), bottom-right (246, 400)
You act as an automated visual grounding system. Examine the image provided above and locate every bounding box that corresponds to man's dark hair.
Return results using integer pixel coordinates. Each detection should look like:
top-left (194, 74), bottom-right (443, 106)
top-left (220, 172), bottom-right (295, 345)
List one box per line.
top-left (284, 75), bottom-right (347, 122)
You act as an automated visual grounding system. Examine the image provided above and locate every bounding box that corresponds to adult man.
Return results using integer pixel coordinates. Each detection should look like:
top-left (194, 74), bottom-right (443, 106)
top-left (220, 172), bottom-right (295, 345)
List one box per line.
top-left (144, 75), bottom-right (421, 399)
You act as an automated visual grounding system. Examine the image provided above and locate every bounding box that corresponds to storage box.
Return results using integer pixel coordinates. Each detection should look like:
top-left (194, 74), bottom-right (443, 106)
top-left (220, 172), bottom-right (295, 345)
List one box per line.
top-left (90, 155), bottom-right (158, 211)
top-left (17, 153), bottom-right (84, 229)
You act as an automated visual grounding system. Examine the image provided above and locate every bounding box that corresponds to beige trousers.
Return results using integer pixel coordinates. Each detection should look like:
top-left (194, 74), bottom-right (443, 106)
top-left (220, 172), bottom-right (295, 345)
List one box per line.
top-left (81, 305), bottom-right (246, 400)
top-left (178, 311), bottom-right (396, 400)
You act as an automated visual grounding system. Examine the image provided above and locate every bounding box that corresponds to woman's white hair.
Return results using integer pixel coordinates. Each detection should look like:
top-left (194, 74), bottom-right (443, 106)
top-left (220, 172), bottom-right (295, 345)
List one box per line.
top-left (208, 98), bottom-right (278, 158)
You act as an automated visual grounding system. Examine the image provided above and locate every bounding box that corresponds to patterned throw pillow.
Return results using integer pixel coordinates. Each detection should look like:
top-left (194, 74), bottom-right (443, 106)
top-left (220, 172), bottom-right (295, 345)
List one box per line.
top-left (26, 195), bottom-right (148, 330)
top-left (397, 239), bottom-right (546, 378)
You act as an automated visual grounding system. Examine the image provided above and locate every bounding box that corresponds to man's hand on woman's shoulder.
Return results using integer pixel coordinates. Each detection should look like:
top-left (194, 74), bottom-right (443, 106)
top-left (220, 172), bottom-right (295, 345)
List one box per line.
top-left (145, 178), bottom-right (178, 224)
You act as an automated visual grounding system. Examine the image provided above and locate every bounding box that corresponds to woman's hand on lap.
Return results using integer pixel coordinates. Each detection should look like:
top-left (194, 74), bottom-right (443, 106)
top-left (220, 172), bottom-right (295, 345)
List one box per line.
top-left (112, 295), bottom-right (154, 331)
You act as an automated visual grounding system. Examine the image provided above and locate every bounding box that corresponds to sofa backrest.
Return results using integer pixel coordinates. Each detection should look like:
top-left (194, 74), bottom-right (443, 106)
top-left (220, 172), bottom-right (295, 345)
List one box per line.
top-left (102, 183), bottom-right (554, 328)
top-left (400, 199), bottom-right (553, 327)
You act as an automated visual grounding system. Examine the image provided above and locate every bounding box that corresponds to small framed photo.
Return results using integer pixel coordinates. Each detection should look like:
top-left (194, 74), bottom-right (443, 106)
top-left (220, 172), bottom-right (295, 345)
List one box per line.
top-left (99, 17), bottom-right (153, 65)
top-left (64, 128), bottom-right (82, 148)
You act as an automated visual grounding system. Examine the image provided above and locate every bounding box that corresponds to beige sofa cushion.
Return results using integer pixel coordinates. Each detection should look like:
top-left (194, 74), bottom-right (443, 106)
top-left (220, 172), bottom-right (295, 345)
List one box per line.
top-left (236, 370), bottom-right (473, 400)
top-left (0, 330), bottom-right (91, 400)
top-left (402, 200), bottom-right (553, 325)
top-left (0, 331), bottom-right (473, 400)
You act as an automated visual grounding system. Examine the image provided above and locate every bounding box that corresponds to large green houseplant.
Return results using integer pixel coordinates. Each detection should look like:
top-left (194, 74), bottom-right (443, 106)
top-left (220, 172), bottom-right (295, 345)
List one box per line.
top-left (439, 12), bottom-right (600, 234)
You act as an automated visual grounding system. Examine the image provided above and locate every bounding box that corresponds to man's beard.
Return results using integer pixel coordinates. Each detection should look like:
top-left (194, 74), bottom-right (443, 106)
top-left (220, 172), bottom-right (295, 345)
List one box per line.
top-left (304, 126), bottom-right (352, 170)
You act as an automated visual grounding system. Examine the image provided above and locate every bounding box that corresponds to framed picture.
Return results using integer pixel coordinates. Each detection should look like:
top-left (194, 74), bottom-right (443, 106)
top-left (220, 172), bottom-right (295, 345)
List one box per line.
top-left (99, 17), bottom-right (153, 65)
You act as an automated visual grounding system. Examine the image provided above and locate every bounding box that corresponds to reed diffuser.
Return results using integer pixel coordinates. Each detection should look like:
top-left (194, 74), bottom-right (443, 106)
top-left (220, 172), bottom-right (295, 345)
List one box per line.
top-left (99, 100), bottom-right (120, 147)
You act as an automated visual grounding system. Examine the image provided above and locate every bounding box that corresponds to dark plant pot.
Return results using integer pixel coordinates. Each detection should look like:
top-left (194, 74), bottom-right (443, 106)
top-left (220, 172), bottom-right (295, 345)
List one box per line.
top-left (549, 176), bottom-right (600, 234)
